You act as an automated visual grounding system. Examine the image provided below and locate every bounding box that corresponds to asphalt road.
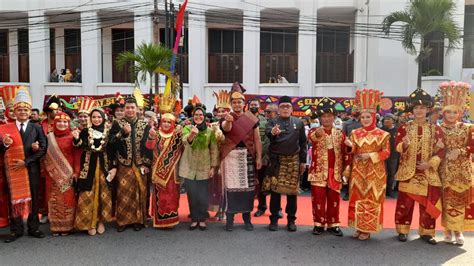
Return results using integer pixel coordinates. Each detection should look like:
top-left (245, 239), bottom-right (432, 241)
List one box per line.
top-left (0, 222), bottom-right (472, 265)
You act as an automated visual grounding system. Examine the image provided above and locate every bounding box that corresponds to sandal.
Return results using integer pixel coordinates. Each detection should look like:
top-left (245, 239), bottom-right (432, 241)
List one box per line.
top-left (444, 230), bottom-right (453, 243)
top-left (358, 233), bottom-right (371, 241)
top-left (97, 223), bottom-right (105, 235)
top-left (88, 228), bottom-right (97, 236)
top-left (454, 232), bottom-right (464, 246)
top-left (352, 230), bottom-right (361, 238)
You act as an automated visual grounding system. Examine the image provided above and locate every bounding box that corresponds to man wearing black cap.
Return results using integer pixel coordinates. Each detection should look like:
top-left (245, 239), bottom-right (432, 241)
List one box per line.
top-left (263, 96), bottom-right (307, 232)
top-left (394, 88), bottom-right (445, 245)
top-left (108, 97), bottom-right (152, 232)
top-left (307, 97), bottom-right (349, 236)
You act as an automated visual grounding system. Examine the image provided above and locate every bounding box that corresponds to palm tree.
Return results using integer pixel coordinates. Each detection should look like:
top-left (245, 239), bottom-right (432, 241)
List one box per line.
top-left (116, 42), bottom-right (174, 94)
top-left (382, 0), bottom-right (461, 88)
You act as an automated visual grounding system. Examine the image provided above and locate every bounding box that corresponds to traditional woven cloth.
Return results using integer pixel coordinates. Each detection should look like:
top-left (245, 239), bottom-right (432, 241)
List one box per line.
top-left (263, 153), bottom-right (300, 195)
top-left (223, 149), bottom-right (249, 190)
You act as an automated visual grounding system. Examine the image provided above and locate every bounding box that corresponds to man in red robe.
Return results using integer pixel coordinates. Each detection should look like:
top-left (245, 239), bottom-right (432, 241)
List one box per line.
top-left (307, 97), bottom-right (349, 237)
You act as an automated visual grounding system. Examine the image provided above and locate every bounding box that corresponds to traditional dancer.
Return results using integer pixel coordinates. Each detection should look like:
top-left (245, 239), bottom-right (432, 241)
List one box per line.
top-left (74, 108), bottom-right (114, 236)
top-left (146, 94), bottom-right (184, 229)
top-left (438, 81), bottom-right (474, 246)
top-left (346, 90), bottom-right (390, 240)
top-left (395, 88), bottom-right (445, 245)
top-left (308, 97), bottom-right (349, 236)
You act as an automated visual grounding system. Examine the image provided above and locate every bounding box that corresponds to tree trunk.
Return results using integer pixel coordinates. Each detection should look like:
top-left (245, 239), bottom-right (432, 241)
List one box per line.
top-left (417, 38), bottom-right (424, 89)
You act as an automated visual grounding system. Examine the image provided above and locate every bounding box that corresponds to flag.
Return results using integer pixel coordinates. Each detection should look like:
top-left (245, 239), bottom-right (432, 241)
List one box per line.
top-left (164, 0), bottom-right (188, 97)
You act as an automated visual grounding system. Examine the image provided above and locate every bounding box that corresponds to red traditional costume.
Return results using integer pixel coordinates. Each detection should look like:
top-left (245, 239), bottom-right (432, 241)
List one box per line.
top-left (308, 97), bottom-right (349, 235)
top-left (348, 90), bottom-right (390, 235)
top-left (438, 81), bottom-right (474, 244)
top-left (395, 88), bottom-right (445, 240)
top-left (146, 94), bottom-right (183, 228)
top-left (44, 112), bottom-right (80, 234)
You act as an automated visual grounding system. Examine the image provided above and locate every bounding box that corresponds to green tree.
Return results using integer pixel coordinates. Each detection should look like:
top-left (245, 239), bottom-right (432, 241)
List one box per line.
top-left (382, 0), bottom-right (461, 88)
top-left (116, 42), bottom-right (174, 94)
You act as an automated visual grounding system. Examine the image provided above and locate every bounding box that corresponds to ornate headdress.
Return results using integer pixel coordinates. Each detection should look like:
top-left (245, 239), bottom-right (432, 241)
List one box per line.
top-left (13, 86), bottom-right (32, 109)
top-left (230, 82), bottom-right (245, 101)
top-left (213, 90), bottom-right (231, 110)
top-left (316, 97), bottom-right (337, 116)
top-left (157, 94), bottom-right (178, 121)
top-left (54, 111), bottom-right (71, 121)
top-left (44, 94), bottom-right (62, 112)
top-left (407, 88), bottom-right (433, 111)
top-left (133, 87), bottom-right (145, 108)
top-left (355, 89), bottom-right (383, 113)
top-left (77, 96), bottom-right (97, 114)
top-left (438, 81), bottom-right (471, 112)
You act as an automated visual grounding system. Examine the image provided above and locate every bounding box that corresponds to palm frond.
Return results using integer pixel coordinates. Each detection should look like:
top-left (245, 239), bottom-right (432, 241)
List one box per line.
top-left (382, 11), bottom-right (412, 35)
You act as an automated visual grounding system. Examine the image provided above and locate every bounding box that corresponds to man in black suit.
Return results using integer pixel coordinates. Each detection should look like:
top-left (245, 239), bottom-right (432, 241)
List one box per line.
top-left (1, 88), bottom-right (47, 243)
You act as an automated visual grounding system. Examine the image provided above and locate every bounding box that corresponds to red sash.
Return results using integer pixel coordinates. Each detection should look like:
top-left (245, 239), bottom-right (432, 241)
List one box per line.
top-left (221, 111), bottom-right (258, 160)
top-left (0, 122), bottom-right (31, 216)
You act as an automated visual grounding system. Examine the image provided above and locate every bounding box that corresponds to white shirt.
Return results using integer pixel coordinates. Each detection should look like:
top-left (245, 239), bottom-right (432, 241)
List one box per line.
top-left (16, 120), bottom-right (29, 132)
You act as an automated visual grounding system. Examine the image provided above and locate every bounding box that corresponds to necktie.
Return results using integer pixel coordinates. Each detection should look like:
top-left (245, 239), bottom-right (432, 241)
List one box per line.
top-left (20, 123), bottom-right (25, 136)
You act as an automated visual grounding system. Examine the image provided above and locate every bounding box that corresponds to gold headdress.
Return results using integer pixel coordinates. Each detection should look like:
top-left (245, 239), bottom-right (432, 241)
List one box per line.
top-left (355, 89), bottom-right (383, 113)
top-left (77, 96), bottom-right (97, 114)
top-left (157, 94), bottom-right (177, 121)
top-left (213, 90), bottom-right (231, 109)
top-left (13, 86), bottom-right (32, 109)
top-left (438, 81), bottom-right (471, 112)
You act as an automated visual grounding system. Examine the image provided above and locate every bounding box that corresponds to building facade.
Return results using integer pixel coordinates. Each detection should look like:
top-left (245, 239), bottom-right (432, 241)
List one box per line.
top-left (0, 0), bottom-right (472, 109)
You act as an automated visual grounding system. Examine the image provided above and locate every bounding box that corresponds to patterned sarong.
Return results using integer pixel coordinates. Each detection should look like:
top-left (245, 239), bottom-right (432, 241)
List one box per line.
top-left (263, 153), bottom-right (300, 195)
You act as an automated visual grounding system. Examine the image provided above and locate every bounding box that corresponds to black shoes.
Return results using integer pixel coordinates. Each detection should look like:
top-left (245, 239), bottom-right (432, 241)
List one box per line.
top-left (117, 226), bottom-right (126, 232)
top-left (189, 223), bottom-right (198, 231)
top-left (28, 230), bottom-right (45, 239)
top-left (312, 226), bottom-right (325, 235)
top-left (133, 224), bottom-right (143, 231)
top-left (287, 222), bottom-right (297, 232)
top-left (4, 233), bottom-right (23, 243)
top-left (254, 209), bottom-right (265, 217)
top-left (244, 222), bottom-right (254, 231)
top-left (327, 226), bottom-right (343, 237)
top-left (225, 214), bottom-right (234, 232)
top-left (398, 233), bottom-right (408, 242)
top-left (269, 222), bottom-right (278, 231)
top-left (421, 235), bottom-right (437, 245)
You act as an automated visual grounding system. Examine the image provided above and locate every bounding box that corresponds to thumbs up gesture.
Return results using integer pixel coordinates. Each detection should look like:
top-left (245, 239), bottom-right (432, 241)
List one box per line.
top-left (72, 129), bottom-right (80, 140)
top-left (188, 125), bottom-right (199, 143)
top-left (122, 123), bottom-right (132, 135)
top-left (3, 134), bottom-right (13, 146)
top-left (149, 126), bottom-right (158, 139)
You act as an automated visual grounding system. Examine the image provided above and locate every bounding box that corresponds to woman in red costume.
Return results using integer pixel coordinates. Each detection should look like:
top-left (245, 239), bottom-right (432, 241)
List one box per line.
top-left (346, 89), bottom-right (390, 241)
top-left (44, 112), bottom-right (80, 235)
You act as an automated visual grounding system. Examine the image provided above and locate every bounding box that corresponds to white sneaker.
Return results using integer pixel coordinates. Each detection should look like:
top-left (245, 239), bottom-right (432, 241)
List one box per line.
top-left (444, 230), bottom-right (453, 243)
top-left (454, 232), bottom-right (464, 246)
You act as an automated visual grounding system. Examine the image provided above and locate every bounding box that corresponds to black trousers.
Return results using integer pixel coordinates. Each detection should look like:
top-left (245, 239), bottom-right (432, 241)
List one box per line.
top-left (184, 179), bottom-right (209, 222)
top-left (269, 191), bottom-right (297, 224)
top-left (257, 165), bottom-right (267, 211)
top-left (9, 170), bottom-right (40, 234)
top-left (385, 158), bottom-right (399, 196)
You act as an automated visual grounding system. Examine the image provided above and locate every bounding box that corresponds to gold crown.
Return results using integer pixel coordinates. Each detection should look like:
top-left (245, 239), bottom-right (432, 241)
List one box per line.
top-left (158, 94), bottom-right (177, 114)
top-left (77, 96), bottom-right (97, 114)
top-left (355, 89), bottom-right (383, 113)
top-left (439, 81), bottom-right (471, 112)
top-left (213, 90), bottom-right (231, 109)
top-left (54, 112), bottom-right (71, 121)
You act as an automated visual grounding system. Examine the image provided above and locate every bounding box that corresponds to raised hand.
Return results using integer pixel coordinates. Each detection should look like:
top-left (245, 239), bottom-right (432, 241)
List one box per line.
top-left (122, 123), bottom-right (132, 135)
top-left (271, 124), bottom-right (281, 136)
top-left (224, 114), bottom-right (234, 123)
top-left (3, 134), bottom-right (13, 146)
top-left (148, 127), bottom-right (158, 139)
top-left (72, 129), bottom-right (80, 140)
top-left (402, 135), bottom-right (410, 148)
top-left (344, 138), bottom-right (353, 148)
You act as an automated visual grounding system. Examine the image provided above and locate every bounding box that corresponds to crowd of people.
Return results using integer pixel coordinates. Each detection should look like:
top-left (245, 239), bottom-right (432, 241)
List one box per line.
top-left (0, 81), bottom-right (472, 247)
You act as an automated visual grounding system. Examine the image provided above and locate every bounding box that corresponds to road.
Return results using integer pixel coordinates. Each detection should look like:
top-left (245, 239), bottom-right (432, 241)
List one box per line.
top-left (1, 223), bottom-right (472, 265)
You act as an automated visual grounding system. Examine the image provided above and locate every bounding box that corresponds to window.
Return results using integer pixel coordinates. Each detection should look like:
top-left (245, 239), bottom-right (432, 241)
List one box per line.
top-left (463, 5), bottom-right (474, 68)
top-left (159, 28), bottom-right (189, 83)
top-left (0, 30), bottom-right (8, 82)
top-left (64, 29), bottom-right (81, 76)
top-left (18, 29), bottom-right (29, 82)
top-left (208, 29), bottom-right (243, 83)
top-left (112, 29), bottom-right (134, 83)
top-left (316, 26), bottom-right (353, 83)
top-left (260, 28), bottom-right (298, 83)
top-left (421, 32), bottom-right (444, 76)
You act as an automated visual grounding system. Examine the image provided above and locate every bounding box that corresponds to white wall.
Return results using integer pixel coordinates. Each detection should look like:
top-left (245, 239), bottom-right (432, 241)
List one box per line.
top-left (0, 0), bottom-right (467, 107)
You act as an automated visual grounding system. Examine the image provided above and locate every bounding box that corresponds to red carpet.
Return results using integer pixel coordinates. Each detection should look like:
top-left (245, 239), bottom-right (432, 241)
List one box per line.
top-left (177, 194), bottom-right (464, 231)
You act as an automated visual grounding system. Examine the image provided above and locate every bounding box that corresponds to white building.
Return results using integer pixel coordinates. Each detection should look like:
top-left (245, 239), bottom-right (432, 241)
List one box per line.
top-left (0, 0), bottom-right (472, 109)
